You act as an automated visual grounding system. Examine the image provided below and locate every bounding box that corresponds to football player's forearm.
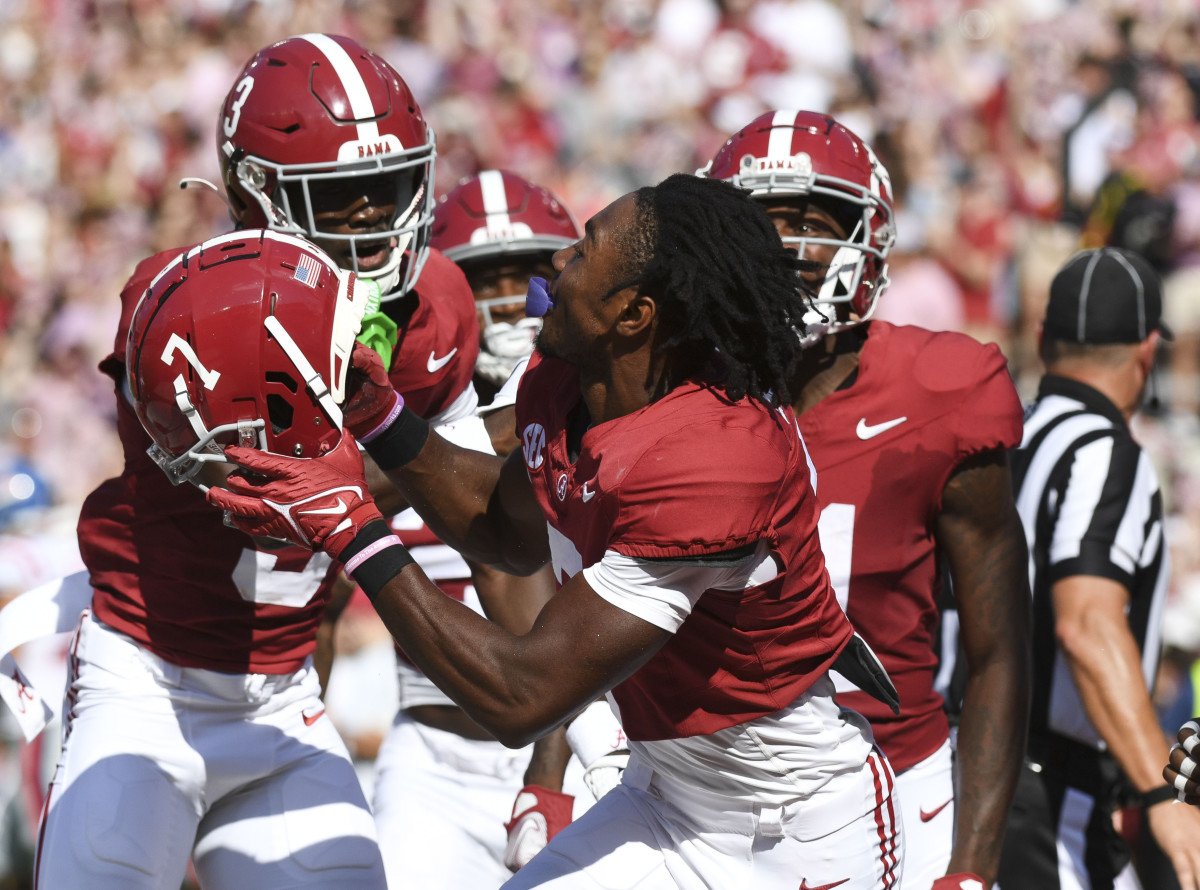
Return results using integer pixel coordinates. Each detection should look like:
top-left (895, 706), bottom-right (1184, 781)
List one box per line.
top-left (950, 652), bottom-right (1029, 882)
top-left (370, 562), bottom-right (568, 747)
top-left (523, 728), bottom-right (572, 790)
top-left (378, 430), bottom-right (547, 575)
top-left (938, 455), bottom-right (1031, 883)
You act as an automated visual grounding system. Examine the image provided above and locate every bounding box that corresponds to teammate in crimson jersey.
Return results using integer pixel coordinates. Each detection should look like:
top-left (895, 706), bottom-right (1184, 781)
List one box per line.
top-left (208, 174), bottom-right (905, 889)
top-left (703, 110), bottom-right (1031, 890)
top-left (34, 35), bottom-right (483, 890)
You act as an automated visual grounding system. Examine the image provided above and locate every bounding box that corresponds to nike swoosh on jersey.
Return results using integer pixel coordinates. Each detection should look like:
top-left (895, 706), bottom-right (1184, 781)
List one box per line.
top-left (798, 879), bottom-right (849, 890)
top-left (919, 797), bottom-right (953, 822)
top-left (581, 482), bottom-right (596, 503)
top-left (427, 348), bottom-right (458, 373)
top-left (856, 416), bottom-right (908, 440)
top-left (302, 708), bottom-right (326, 726)
top-left (299, 497), bottom-right (348, 517)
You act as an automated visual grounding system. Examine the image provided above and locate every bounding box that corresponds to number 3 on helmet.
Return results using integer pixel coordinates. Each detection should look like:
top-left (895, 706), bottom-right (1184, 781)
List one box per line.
top-left (125, 230), bottom-right (368, 486)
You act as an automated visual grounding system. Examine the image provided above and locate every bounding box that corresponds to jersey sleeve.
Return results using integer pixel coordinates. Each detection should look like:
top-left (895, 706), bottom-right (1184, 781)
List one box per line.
top-left (1047, 432), bottom-right (1156, 591)
top-left (388, 249), bottom-right (481, 421)
top-left (917, 335), bottom-right (1023, 461)
top-left (607, 413), bottom-right (794, 560)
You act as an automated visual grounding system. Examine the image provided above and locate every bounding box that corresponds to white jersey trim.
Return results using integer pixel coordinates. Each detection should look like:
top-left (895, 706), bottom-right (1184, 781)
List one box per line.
top-left (581, 543), bottom-right (775, 633)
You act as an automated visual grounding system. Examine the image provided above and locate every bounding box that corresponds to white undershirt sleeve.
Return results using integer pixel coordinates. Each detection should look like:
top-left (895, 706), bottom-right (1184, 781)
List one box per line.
top-left (581, 542), bottom-right (776, 633)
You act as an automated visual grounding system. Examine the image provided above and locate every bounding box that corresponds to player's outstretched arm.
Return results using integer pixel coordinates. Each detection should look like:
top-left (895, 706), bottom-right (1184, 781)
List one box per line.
top-left (936, 449), bottom-right (1032, 887)
top-left (208, 436), bottom-right (672, 747)
top-left (1166, 720), bottom-right (1200, 805)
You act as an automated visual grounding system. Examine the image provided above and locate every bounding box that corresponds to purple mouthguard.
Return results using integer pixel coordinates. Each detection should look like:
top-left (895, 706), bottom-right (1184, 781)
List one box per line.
top-left (525, 276), bottom-right (554, 318)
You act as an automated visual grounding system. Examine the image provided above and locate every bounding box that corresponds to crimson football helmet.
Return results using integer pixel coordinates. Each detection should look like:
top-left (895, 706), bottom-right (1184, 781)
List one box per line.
top-left (126, 230), bottom-right (368, 487)
top-left (218, 33), bottom-right (435, 301)
top-left (699, 110), bottom-right (896, 331)
top-left (432, 170), bottom-right (582, 385)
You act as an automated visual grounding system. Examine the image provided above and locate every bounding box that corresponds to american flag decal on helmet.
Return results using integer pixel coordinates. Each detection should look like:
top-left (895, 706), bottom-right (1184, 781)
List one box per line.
top-left (293, 253), bottom-right (322, 288)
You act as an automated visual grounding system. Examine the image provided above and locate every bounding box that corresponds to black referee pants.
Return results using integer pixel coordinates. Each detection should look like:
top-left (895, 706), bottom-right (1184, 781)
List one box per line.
top-left (999, 763), bottom-right (1132, 890)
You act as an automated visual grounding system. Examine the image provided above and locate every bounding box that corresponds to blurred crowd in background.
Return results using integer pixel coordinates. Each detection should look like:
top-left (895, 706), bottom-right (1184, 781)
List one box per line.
top-left (2, 0), bottom-right (1200, 885)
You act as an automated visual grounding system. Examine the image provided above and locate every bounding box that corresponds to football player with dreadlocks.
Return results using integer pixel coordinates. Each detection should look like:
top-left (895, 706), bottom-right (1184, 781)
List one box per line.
top-left (208, 173), bottom-right (905, 889)
top-left (361, 173), bottom-right (592, 886)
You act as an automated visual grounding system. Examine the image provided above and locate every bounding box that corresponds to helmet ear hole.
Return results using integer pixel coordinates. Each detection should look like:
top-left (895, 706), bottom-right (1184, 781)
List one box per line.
top-left (266, 370), bottom-right (299, 393)
top-left (266, 392), bottom-right (294, 436)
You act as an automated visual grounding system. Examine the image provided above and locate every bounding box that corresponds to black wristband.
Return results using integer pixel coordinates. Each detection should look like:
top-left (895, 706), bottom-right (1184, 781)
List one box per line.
top-left (363, 406), bottom-right (430, 471)
top-left (1140, 785), bottom-right (1177, 808)
top-left (340, 519), bottom-right (415, 602)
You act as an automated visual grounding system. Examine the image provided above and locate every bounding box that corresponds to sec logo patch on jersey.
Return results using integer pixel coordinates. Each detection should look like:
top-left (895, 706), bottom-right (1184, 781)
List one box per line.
top-left (522, 423), bottom-right (546, 470)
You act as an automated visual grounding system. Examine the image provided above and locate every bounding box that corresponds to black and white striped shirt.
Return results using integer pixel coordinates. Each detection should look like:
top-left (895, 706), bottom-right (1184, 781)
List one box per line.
top-left (1012, 375), bottom-right (1169, 751)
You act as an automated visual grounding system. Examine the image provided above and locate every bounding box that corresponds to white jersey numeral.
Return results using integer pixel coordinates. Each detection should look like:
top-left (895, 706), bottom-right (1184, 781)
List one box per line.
top-left (232, 548), bottom-right (333, 608)
top-left (817, 502), bottom-right (856, 612)
top-left (546, 523), bottom-right (584, 585)
top-left (818, 502), bottom-right (861, 694)
top-left (162, 333), bottom-right (221, 390)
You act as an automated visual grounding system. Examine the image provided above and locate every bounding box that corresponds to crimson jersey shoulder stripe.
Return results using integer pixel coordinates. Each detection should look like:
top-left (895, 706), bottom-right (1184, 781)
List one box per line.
top-left (387, 247), bottom-right (480, 419)
top-left (516, 358), bottom-right (853, 741)
top-left (796, 321), bottom-right (1022, 770)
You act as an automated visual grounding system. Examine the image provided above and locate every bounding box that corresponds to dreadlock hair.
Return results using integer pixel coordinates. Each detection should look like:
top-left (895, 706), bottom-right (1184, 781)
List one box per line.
top-left (617, 173), bottom-right (811, 407)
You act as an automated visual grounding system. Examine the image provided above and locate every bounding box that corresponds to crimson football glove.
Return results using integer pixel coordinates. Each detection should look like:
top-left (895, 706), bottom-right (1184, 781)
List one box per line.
top-left (931, 874), bottom-right (986, 890)
top-left (344, 340), bottom-right (403, 441)
top-left (503, 784), bottom-right (574, 872)
top-left (207, 431), bottom-right (382, 561)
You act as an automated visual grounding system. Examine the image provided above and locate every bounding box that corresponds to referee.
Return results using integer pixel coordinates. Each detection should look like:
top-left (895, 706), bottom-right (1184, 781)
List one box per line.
top-left (999, 247), bottom-right (1200, 890)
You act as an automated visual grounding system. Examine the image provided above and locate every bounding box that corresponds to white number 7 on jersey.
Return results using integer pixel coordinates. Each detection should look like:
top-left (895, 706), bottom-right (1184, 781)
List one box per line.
top-left (162, 333), bottom-right (221, 390)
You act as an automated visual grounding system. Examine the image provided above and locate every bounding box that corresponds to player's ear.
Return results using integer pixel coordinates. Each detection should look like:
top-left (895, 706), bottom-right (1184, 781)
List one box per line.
top-left (616, 293), bottom-right (655, 339)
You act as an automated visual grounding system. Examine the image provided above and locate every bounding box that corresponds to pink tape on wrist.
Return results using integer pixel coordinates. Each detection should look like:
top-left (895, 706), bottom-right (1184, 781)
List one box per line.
top-left (344, 534), bottom-right (402, 574)
top-left (359, 396), bottom-right (403, 443)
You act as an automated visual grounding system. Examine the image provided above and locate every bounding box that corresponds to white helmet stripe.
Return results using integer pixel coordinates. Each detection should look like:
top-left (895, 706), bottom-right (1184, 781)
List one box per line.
top-left (299, 33), bottom-right (381, 144)
top-left (768, 109), bottom-right (801, 159)
top-left (479, 170), bottom-right (513, 228)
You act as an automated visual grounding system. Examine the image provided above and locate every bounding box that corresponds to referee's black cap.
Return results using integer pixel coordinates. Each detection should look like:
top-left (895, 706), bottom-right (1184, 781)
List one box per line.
top-left (1045, 247), bottom-right (1172, 344)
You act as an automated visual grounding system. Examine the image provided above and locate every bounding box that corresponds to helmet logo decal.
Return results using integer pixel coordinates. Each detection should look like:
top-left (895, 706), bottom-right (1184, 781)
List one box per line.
top-left (161, 333), bottom-right (221, 390)
top-left (470, 221), bottom-right (534, 246)
top-left (745, 151), bottom-right (813, 177)
top-left (470, 169), bottom-right (535, 244)
top-left (293, 252), bottom-right (323, 288)
top-left (222, 76), bottom-right (254, 138)
top-left (337, 133), bottom-right (402, 162)
top-left (522, 423), bottom-right (546, 471)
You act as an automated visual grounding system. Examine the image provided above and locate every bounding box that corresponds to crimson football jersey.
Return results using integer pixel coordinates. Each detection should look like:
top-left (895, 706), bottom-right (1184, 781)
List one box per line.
top-left (386, 249), bottom-right (479, 419)
top-left (80, 245), bottom-right (479, 673)
top-left (797, 322), bottom-right (1023, 770)
top-left (515, 355), bottom-right (853, 742)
